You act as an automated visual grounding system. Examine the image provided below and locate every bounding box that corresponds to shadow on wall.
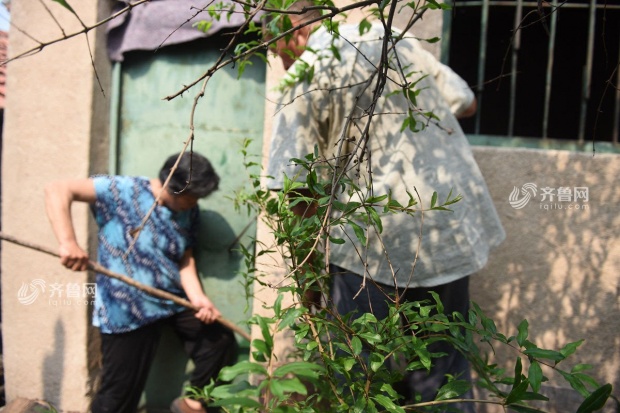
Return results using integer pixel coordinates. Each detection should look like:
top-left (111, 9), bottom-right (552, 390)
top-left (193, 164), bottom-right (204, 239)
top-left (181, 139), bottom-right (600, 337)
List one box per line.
top-left (43, 320), bottom-right (64, 408)
top-left (471, 147), bottom-right (620, 412)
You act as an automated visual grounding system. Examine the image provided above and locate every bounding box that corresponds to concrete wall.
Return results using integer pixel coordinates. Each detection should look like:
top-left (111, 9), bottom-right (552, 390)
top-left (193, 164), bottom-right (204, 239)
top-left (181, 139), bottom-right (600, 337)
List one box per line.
top-left (1, 0), bottom-right (111, 411)
top-left (472, 146), bottom-right (619, 412)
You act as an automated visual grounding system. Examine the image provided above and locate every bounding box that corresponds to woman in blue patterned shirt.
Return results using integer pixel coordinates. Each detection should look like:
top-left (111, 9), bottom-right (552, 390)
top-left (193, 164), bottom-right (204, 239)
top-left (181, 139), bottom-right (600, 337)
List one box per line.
top-left (45, 152), bottom-right (236, 413)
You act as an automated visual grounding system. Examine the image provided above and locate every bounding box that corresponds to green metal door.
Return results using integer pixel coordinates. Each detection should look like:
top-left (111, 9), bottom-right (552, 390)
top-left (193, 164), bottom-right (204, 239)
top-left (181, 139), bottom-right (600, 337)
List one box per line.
top-left (112, 36), bottom-right (265, 411)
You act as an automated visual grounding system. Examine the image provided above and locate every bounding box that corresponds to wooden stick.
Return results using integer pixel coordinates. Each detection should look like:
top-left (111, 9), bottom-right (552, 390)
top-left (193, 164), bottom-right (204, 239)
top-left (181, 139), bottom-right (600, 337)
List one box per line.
top-left (0, 231), bottom-right (251, 341)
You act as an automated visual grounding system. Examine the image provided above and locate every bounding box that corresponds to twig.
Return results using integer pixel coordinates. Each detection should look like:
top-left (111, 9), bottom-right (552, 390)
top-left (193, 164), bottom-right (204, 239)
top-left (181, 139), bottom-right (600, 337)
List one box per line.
top-left (37, 0), bottom-right (67, 36)
top-left (163, 0), bottom-right (379, 101)
top-left (0, 231), bottom-right (251, 341)
top-left (2, 0), bottom-right (151, 65)
top-left (123, 147), bottom-right (194, 258)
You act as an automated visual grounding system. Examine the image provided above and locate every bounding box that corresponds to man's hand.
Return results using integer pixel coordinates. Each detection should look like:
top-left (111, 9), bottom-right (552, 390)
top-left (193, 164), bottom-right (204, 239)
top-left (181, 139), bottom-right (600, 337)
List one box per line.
top-left (191, 294), bottom-right (221, 324)
top-left (59, 241), bottom-right (90, 271)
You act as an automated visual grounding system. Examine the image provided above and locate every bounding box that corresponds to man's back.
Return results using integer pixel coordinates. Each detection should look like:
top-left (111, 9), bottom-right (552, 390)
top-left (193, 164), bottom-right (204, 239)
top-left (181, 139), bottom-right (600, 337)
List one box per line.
top-left (268, 22), bottom-right (505, 287)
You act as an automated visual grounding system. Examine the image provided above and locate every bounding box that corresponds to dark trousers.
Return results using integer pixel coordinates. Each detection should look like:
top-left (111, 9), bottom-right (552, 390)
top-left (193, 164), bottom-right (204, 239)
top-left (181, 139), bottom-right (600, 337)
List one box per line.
top-left (90, 310), bottom-right (237, 413)
top-left (330, 266), bottom-right (474, 413)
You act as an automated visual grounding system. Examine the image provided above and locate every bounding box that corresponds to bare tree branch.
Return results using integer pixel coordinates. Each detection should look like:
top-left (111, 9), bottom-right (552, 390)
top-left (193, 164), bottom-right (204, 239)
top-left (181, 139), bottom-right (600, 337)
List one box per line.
top-left (1, 0), bottom-right (150, 65)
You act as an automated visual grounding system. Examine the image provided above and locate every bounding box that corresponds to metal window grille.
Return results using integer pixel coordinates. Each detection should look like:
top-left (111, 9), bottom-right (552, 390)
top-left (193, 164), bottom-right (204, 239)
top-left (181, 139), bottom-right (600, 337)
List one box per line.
top-left (444, 0), bottom-right (620, 144)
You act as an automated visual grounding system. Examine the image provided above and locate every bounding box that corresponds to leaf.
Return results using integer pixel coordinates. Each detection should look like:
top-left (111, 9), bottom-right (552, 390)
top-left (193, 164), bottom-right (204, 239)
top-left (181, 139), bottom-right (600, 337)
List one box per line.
top-left (379, 382), bottom-right (401, 400)
top-left (423, 110), bottom-right (441, 122)
top-left (514, 357), bottom-right (523, 387)
top-left (273, 294), bottom-right (283, 316)
top-left (573, 372), bottom-right (602, 389)
top-left (343, 357), bottom-right (356, 372)
top-left (386, 199), bottom-right (403, 211)
top-left (367, 194), bottom-right (388, 204)
top-left (558, 370), bottom-right (589, 398)
top-left (269, 377), bottom-right (307, 398)
top-left (332, 199), bottom-right (348, 212)
top-left (52, 0), bottom-right (77, 15)
top-left (256, 316), bottom-right (274, 351)
top-left (372, 394), bottom-right (406, 413)
top-left (367, 207), bottom-right (383, 233)
top-left (329, 236), bottom-right (346, 244)
top-left (351, 336), bottom-right (363, 356)
top-left (359, 19), bottom-right (372, 36)
top-left (425, 0), bottom-right (441, 9)
top-left (278, 307), bottom-right (306, 331)
top-left (370, 352), bottom-right (385, 372)
top-left (430, 191), bottom-right (438, 208)
top-left (252, 339), bottom-right (270, 360)
top-left (209, 380), bottom-right (255, 398)
top-left (329, 44), bottom-right (341, 61)
top-left (193, 20), bottom-right (213, 33)
top-left (435, 380), bottom-right (472, 400)
top-left (560, 339), bottom-right (584, 358)
top-left (219, 361), bottom-right (267, 381)
top-left (523, 348), bottom-right (565, 362)
top-left (517, 319), bottom-right (529, 347)
top-left (519, 392), bottom-right (549, 401)
top-left (481, 315), bottom-right (498, 335)
top-left (528, 361), bottom-right (543, 393)
top-left (506, 380), bottom-right (530, 405)
top-left (414, 346), bottom-right (432, 370)
top-left (352, 312), bottom-right (378, 325)
top-left (345, 201), bottom-right (362, 212)
top-left (210, 397), bottom-right (263, 408)
top-left (429, 291), bottom-right (444, 313)
top-left (349, 221), bottom-right (367, 246)
top-left (571, 364), bottom-right (593, 373)
top-left (359, 332), bottom-right (382, 344)
top-left (576, 384), bottom-right (612, 413)
top-left (400, 117), bottom-right (411, 133)
top-left (406, 88), bottom-right (418, 106)
top-left (467, 308), bottom-right (478, 326)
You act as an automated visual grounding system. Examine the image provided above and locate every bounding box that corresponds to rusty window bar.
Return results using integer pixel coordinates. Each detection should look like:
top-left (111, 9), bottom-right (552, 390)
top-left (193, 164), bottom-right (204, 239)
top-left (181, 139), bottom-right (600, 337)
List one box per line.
top-left (578, 0), bottom-right (597, 143)
top-left (508, 0), bottom-right (523, 137)
top-left (542, 0), bottom-right (559, 140)
top-left (456, 0), bottom-right (620, 142)
top-left (474, 0), bottom-right (490, 135)
top-left (615, 39), bottom-right (620, 144)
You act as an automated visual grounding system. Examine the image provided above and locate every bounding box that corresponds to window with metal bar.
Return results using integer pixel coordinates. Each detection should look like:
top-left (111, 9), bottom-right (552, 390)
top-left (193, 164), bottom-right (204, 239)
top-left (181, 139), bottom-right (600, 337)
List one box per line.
top-left (444, 0), bottom-right (620, 145)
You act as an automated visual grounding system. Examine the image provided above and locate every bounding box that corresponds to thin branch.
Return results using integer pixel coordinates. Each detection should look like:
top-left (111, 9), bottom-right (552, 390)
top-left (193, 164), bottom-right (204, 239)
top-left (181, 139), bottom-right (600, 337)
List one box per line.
top-left (84, 30), bottom-right (105, 96)
top-left (123, 143), bottom-right (197, 258)
top-left (0, 231), bottom-right (250, 341)
top-left (496, 0), bottom-right (567, 91)
top-left (163, 0), bottom-right (380, 101)
top-left (155, 0), bottom-right (219, 52)
top-left (589, 61), bottom-right (620, 154)
top-left (2, 0), bottom-right (150, 65)
top-left (37, 0), bottom-right (67, 36)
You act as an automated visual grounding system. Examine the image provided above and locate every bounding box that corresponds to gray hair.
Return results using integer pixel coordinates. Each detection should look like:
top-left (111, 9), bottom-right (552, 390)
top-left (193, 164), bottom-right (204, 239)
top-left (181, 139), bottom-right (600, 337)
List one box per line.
top-left (159, 152), bottom-right (220, 198)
